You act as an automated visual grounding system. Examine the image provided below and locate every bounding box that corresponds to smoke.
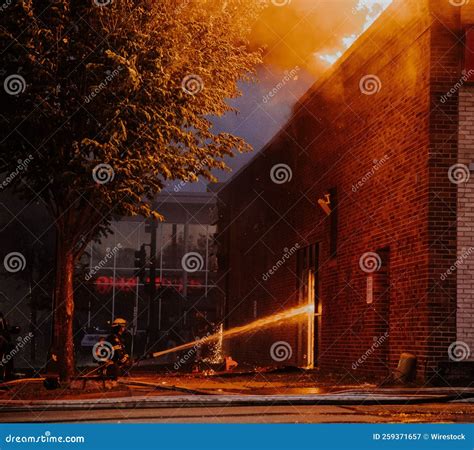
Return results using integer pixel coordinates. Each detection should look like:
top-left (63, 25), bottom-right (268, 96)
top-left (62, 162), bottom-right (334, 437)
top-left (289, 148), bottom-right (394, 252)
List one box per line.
top-left (170, 0), bottom-right (394, 191)
top-left (251, 0), bottom-right (393, 73)
top-left (211, 1), bottom-right (393, 177)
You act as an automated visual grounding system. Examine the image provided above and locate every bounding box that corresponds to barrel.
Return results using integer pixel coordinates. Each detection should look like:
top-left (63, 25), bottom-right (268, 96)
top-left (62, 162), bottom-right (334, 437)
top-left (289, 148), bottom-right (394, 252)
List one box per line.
top-left (393, 352), bottom-right (417, 383)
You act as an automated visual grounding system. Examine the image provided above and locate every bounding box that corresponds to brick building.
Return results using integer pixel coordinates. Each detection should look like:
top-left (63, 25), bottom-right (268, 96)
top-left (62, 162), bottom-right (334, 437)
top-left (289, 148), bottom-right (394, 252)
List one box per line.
top-left (217, 0), bottom-right (474, 381)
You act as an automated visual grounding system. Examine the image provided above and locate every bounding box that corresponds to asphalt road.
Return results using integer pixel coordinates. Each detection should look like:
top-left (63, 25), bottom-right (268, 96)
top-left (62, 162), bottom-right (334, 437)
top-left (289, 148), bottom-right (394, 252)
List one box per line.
top-left (2, 403), bottom-right (474, 423)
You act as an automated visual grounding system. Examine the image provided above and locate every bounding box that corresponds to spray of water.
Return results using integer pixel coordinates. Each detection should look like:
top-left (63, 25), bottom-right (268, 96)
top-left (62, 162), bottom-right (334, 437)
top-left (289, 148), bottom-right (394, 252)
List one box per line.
top-left (204, 323), bottom-right (224, 364)
top-left (150, 304), bottom-right (314, 360)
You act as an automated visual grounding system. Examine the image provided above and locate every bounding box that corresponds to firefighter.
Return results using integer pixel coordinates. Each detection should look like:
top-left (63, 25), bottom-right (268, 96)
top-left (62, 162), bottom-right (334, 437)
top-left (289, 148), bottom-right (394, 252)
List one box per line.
top-left (104, 317), bottom-right (130, 380)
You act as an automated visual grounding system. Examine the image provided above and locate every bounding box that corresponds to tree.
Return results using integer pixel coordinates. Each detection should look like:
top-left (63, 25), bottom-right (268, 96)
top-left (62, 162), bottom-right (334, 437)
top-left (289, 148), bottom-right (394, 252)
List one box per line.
top-left (0, 0), bottom-right (262, 380)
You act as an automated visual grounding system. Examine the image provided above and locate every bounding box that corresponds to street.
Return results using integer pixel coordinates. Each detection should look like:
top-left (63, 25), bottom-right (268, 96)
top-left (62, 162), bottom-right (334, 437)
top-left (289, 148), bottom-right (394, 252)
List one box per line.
top-left (2, 402), bottom-right (474, 423)
top-left (2, 373), bottom-right (474, 424)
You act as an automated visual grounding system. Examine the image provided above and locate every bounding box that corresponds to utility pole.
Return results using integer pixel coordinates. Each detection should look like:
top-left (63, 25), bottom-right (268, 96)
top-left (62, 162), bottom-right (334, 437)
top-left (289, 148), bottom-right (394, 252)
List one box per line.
top-left (145, 219), bottom-right (158, 351)
top-left (133, 243), bottom-right (147, 351)
top-left (28, 269), bottom-right (36, 364)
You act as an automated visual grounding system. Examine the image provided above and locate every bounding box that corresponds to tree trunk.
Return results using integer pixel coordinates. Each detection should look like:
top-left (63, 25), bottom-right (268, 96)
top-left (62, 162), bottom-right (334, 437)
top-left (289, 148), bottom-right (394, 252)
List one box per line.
top-left (52, 234), bottom-right (75, 381)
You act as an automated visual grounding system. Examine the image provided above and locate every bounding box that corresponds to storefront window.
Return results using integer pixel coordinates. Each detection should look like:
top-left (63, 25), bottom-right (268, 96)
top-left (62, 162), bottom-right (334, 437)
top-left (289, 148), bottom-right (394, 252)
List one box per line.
top-left (82, 218), bottom-right (218, 331)
top-left (161, 223), bottom-right (185, 270)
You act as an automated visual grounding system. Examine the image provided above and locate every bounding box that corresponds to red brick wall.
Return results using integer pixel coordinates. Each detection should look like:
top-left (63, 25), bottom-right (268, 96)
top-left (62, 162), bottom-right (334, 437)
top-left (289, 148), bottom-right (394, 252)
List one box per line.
top-left (457, 86), bottom-right (474, 361)
top-left (217, 0), bottom-right (463, 380)
top-left (426, 0), bottom-right (463, 380)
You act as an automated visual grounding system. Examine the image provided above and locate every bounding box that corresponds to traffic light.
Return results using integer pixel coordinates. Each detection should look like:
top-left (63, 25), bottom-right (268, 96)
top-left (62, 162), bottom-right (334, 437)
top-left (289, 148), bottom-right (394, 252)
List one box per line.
top-left (134, 244), bottom-right (147, 283)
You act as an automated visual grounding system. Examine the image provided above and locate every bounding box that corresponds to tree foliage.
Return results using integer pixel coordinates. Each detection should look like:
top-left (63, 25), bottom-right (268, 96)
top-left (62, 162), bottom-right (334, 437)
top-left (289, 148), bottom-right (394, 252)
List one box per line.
top-left (0, 0), bottom-right (263, 379)
top-left (0, 0), bottom-right (262, 251)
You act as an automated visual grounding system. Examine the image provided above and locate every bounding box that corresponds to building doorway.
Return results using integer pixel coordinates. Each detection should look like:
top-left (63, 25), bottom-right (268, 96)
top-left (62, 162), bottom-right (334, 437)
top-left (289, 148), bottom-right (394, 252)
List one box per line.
top-left (297, 243), bottom-right (321, 368)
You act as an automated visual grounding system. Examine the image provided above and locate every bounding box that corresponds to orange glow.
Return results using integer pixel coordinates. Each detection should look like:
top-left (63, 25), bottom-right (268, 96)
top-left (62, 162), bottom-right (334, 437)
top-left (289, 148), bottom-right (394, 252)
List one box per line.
top-left (250, 0), bottom-right (393, 74)
top-left (151, 304), bottom-right (313, 360)
top-left (319, 0), bottom-right (393, 66)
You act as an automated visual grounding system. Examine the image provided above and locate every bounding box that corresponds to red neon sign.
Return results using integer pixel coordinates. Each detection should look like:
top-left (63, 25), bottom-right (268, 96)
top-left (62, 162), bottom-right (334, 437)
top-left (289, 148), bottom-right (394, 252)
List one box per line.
top-left (93, 276), bottom-right (204, 294)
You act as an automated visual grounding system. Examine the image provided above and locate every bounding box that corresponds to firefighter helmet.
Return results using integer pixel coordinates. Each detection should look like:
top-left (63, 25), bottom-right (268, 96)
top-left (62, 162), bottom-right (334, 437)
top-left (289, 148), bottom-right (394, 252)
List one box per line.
top-left (112, 317), bottom-right (127, 328)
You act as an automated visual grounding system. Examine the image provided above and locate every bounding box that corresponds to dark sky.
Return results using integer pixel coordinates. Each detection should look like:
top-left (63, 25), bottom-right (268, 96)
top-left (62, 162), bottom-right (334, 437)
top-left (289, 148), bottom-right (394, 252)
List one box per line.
top-left (168, 0), bottom-right (392, 192)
